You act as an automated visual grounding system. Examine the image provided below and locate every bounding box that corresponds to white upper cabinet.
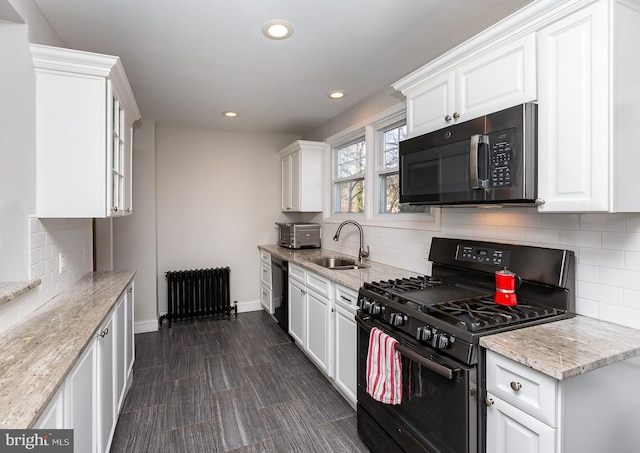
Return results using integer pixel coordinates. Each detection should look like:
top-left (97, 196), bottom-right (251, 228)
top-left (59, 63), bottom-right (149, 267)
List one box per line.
top-left (279, 140), bottom-right (324, 212)
top-left (31, 44), bottom-right (140, 218)
top-left (537, 0), bottom-right (640, 212)
top-left (395, 33), bottom-right (536, 137)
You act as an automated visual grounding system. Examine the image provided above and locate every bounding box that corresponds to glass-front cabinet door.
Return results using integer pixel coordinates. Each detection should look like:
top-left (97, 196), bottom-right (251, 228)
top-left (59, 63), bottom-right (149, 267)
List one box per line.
top-left (111, 95), bottom-right (129, 216)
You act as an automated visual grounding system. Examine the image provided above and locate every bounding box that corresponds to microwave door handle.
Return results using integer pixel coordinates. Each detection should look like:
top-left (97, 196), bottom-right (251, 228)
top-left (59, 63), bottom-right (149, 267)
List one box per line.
top-left (469, 134), bottom-right (489, 189)
top-left (469, 134), bottom-right (481, 189)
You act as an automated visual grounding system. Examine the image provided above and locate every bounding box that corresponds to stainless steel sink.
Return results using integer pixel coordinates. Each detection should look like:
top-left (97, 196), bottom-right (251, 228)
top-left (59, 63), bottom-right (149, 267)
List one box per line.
top-left (310, 257), bottom-right (369, 270)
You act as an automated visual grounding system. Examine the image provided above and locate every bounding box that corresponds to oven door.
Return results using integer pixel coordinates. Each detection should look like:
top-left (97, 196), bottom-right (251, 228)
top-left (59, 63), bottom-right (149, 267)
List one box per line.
top-left (356, 314), bottom-right (478, 453)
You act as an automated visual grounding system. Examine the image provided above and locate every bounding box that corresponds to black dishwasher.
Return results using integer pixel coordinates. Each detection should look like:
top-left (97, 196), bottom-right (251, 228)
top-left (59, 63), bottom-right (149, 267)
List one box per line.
top-left (271, 256), bottom-right (288, 331)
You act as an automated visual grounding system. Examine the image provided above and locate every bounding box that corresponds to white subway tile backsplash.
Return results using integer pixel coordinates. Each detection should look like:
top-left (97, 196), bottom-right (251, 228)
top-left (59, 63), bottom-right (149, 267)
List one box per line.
top-left (624, 252), bottom-right (640, 272)
top-left (575, 264), bottom-right (599, 283)
top-left (542, 214), bottom-right (580, 230)
top-left (600, 267), bottom-right (640, 292)
top-left (321, 211), bottom-right (640, 329)
top-left (598, 304), bottom-right (640, 330)
top-left (575, 297), bottom-right (599, 318)
top-left (602, 232), bottom-right (640, 252)
top-left (623, 289), bottom-right (640, 311)
top-left (524, 227), bottom-right (560, 245)
top-left (579, 248), bottom-right (624, 269)
top-left (559, 230), bottom-right (601, 248)
top-left (624, 214), bottom-right (640, 232)
top-left (578, 281), bottom-right (623, 305)
top-left (580, 213), bottom-right (625, 232)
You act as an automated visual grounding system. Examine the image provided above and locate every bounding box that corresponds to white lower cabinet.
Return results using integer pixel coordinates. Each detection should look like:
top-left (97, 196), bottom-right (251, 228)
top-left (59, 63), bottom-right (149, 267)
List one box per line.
top-left (332, 284), bottom-right (358, 408)
top-left (64, 339), bottom-right (97, 452)
top-left (305, 288), bottom-right (331, 373)
top-left (35, 388), bottom-right (65, 430)
top-left (288, 270), bottom-right (306, 347)
top-left (287, 263), bottom-right (333, 376)
top-left (485, 349), bottom-right (640, 453)
top-left (33, 282), bottom-right (135, 453)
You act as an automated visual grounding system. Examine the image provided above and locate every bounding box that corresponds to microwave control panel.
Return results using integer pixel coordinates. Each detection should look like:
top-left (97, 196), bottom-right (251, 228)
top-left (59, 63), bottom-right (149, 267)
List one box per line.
top-left (488, 128), bottom-right (516, 188)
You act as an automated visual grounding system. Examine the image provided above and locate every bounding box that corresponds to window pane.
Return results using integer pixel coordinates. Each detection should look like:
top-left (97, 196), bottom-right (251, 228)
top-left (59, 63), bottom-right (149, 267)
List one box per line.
top-left (383, 124), bottom-right (407, 169)
top-left (382, 173), bottom-right (400, 213)
top-left (337, 140), bottom-right (366, 178)
top-left (335, 179), bottom-right (365, 213)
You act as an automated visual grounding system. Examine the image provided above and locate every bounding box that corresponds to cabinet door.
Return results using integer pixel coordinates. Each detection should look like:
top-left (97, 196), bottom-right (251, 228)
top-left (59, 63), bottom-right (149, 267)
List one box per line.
top-left (334, 304), bottom-right (357, 406)
top-left (34, 388), bottom-right (64, 429)
top-left (281, 155), bottom-right (291, 211)
top-left (289, 150), bottom-right (300, 211)
top-left (260, 284), bottom-right (273, 314)
top-left (305, 289), bottom-right (331, 374)
top-left (486, 393), bottom-right (556, 453)
top-left (406, 72), bottom-right (454, 136)
top-left (65, 340), bottom-right (97, 453)
top-left (455, 33), bottom-right (536, 123)
top-left (122, 119), bottom-right (133, 215)
top-left (125, 285), bottom-right (135, 378)
top-left (537, 1), bottom-right (609, 212)
top-left (288, 278), bottom-right (306, 346)
top-left (97, 316), bottom-right (115, 453)
top-left (115, 296), bottom-right (127, 412)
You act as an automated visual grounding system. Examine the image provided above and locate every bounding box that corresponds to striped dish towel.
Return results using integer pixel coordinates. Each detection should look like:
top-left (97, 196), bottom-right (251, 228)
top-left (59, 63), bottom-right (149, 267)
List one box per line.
top-left (366, 327), bottom-right (403, 405)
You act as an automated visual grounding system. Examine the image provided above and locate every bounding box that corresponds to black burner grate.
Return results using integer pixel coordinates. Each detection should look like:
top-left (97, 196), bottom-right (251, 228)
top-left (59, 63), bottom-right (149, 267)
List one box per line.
top-left (427, 297), bottom-right (560, 332)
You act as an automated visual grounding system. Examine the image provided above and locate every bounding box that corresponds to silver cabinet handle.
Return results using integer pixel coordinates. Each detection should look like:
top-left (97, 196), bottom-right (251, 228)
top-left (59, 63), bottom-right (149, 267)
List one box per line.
top-left (98, 327), bottom-right (109, 338)
top-left (340, 295), bottom-right (352, 303)
top-left (453, 112), bottom-right (460, 119)
top-left (485, 397), bottom-right (494, 407)
top-left (510, 381), bottom-right (522, 392)
top-left (444, 114), bottom-right (452, 122)
top-left (128, 287), bottom-right (133, 294)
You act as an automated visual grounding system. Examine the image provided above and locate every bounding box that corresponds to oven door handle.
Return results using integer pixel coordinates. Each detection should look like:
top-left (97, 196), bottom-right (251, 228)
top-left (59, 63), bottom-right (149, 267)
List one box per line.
top-left (395, 343), bottom-right (456, 380)
top-left (356, 315), bottom-right (458, 380)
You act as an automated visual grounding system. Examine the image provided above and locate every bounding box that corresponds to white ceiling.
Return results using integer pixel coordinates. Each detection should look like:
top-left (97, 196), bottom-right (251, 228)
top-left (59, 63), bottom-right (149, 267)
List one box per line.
top-left (32, 0), bottom-right (533, 136)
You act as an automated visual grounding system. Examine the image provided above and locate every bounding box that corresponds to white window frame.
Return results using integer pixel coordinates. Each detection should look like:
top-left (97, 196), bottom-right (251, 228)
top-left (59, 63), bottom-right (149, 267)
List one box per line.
top-left (332, 133), bottom-right (367, 217)
top-left (324, 103), bottom-right (441, 231)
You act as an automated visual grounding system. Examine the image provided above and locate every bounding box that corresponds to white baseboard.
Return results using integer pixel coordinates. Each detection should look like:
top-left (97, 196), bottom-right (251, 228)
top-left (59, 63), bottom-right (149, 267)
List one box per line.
top-left (134, 319), bottom-right (159, 333)
top-left (237, 299), bottom-right (262, 313)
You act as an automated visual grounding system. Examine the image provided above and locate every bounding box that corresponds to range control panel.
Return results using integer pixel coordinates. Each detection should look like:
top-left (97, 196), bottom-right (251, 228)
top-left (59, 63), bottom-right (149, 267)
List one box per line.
top-left (456, 244), bottom-right (511, 267)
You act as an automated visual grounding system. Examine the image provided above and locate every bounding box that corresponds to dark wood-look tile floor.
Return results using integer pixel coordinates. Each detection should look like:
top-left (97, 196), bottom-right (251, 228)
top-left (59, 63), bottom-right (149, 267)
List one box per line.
top-left (111, 311), bottom-right (370, 453)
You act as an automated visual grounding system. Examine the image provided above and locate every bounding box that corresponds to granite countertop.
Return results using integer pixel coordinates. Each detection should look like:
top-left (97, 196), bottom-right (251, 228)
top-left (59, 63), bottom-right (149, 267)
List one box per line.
top-left (0, 270), bottom-right (136, 428)
top-left (0, 280), bottom-right (42, 306)
top-left (480, 315), bottom-right (640, 380)
top-left (258, 244), bottom-right (421, 291)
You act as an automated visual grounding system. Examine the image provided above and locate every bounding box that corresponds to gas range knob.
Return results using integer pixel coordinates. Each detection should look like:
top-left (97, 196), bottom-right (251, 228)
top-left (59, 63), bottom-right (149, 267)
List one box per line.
top-left (416, 326), bottom-right (432, 342)
top-left (369, 302), bottom-right (382, 315)
top-left (432, 333), bottom-right (450, 349)
top-left (390, 313), bottom-right (407, 326)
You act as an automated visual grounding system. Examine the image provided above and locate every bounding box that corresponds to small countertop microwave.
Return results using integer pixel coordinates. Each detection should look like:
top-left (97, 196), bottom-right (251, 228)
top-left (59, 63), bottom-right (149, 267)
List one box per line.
top-left (399, 103), bottom-right (539, 206)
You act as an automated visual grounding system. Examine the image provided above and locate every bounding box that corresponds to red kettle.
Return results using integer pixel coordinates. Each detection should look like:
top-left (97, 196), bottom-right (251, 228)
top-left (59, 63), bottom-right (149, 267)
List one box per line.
top-left (495, 268), bottom-right (521, 306)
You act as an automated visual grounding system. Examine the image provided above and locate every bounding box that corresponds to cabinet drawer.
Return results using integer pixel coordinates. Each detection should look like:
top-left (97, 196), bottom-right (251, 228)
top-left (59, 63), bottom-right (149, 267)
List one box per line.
top-left (260, 284), bottom-right (273, 314)
top-left (306, 271), bottom-right (332, 299)
top-left (289, 263), bottom-right (306, 284)
top-left (260, 262), bottom-right (272, 288)
top-left (260, 250), bottom-right (271, 264)
top-left (486, 350), bottom-right (557, 426)
top-left (335, 284), bottom-right (358, 313)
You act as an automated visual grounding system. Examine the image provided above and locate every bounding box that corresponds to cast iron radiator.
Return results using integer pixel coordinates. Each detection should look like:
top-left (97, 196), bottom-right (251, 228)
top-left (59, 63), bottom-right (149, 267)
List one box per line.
top-left (162, 267), bottom-right (237, 327)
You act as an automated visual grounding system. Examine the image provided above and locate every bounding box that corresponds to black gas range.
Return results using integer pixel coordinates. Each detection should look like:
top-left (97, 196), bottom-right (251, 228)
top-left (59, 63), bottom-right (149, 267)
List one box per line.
top-left (356, 237), bottom-right (575, 453)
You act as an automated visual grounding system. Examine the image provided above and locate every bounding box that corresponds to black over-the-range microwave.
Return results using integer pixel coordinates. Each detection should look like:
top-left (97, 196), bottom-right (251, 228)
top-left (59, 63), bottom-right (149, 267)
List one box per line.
top-left (399, 103), bottom-right (539, 206)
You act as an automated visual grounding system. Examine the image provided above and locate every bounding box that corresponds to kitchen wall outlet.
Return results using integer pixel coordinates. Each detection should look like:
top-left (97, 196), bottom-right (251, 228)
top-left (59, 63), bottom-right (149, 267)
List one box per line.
top-left (58, 252), bottom-right (65, 274)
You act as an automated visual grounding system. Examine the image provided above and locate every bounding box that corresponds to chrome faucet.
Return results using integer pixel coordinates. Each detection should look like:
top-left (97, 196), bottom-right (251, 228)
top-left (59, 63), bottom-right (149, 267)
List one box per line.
top-left (333, 220), bottom-right (370, 262)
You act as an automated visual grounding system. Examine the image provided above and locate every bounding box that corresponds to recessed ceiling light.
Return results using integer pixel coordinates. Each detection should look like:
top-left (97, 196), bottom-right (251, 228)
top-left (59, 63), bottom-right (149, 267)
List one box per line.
top-left (222, 111), bottom-right (238, 117)
top-left (262, 20), bottom-right (294, 40)
top-left (328, 90), bottom-right (346, 99)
